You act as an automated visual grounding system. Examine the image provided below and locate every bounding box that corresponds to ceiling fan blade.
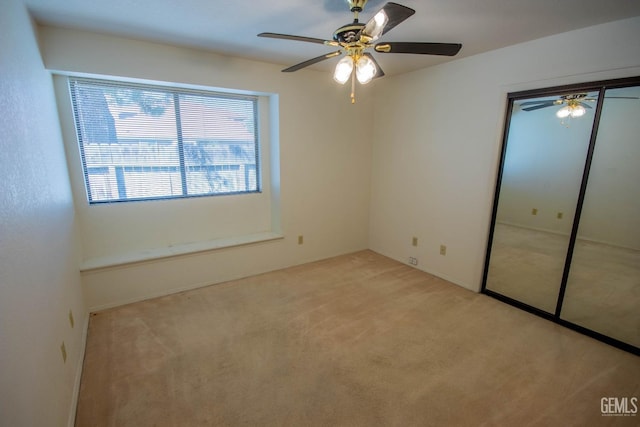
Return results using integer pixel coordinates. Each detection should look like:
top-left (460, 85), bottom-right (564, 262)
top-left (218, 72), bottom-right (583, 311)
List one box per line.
top-left (258, 32), bottom-right (337, 46)
top-left (520, 100), bottom-right (555, 106)
top-left (374, 42), bottom-right (462, 56)
top-left (521, 102), bottom-right (556, 111)
top-left (359, 2), bottom-right (415, 42)
top-left (363, 53), bottom-right (385, 79)
top-left (282, 51), bottom-right (343, 72)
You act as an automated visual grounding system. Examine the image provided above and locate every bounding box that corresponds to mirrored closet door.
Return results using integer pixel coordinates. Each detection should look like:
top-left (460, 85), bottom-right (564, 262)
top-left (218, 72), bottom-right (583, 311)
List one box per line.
top-left (560, 85), bottom-right (640, 348)
top-left (483, 77), bottom-right (640, 355)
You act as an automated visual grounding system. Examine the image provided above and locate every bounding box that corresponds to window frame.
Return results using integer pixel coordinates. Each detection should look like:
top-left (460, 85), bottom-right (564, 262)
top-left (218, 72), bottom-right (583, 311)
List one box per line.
top-left (68, 77), bottom-right (261, 204)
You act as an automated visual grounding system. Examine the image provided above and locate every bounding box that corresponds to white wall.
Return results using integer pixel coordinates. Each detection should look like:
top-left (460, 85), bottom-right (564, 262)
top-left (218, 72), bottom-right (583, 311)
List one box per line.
top-left (369, 16), bottom-right (640, 291)
top-left (38, 26), bottom-right (374, 310)
top-left (0, 1), bottom-right (87, 426)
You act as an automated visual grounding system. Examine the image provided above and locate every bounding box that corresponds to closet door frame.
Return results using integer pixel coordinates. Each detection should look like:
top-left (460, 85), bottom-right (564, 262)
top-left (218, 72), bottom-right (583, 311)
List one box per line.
top-left (481, 75), bottom-right (640, 356)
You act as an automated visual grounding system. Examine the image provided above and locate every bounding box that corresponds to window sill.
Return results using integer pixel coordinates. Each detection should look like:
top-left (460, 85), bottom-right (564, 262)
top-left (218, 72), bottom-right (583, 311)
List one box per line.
top-left (80, 231), bottom-right (284, 272)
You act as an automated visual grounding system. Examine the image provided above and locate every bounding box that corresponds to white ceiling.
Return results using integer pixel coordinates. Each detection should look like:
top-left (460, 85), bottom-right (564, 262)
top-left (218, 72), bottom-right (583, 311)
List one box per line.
top-left (25, 0), bottom-right (640, 77)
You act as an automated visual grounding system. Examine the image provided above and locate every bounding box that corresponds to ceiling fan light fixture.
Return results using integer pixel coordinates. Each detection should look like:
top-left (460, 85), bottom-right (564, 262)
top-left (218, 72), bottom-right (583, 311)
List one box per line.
top-left (259, 1), bottom-right (463, 102)
top-left (556, 106), bottom-right (571, 118)
top-left (355, 55), bottom-right (376, 84)
top-left (570, 105), bottom-right (586, 118)
top-left (557, 101), bottom-right (587, 119)
top-left (333, 56), bottom-right (354, 84)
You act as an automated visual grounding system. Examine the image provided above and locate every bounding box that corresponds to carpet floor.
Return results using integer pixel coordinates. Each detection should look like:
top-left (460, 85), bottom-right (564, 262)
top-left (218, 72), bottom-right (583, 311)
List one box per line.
top-left (76, 250), bottom-right (639, 426)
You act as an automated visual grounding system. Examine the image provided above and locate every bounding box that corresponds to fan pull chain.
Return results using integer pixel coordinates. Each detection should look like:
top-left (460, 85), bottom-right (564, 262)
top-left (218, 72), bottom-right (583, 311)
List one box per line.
top-left (350, 67), bottom-right (356, 104)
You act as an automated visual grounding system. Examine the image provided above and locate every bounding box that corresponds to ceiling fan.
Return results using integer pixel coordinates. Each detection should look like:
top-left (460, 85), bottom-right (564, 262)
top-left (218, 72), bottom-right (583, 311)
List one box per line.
top-left (258, 0), bottom-right (462, 103)
top-left (520, 93), bottom-right (639, 119)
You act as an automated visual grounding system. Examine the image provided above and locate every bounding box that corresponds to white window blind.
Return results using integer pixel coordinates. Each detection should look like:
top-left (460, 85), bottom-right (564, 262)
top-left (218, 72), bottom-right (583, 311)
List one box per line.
top-left (69, 78), bottom-right (260, 204)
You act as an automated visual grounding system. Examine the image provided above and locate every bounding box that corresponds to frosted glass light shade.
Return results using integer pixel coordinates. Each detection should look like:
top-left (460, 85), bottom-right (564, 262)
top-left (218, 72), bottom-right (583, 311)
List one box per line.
top-left (571, 105), bottom-right (586, 117)
top-left (333, 56), bottom-right (354, 84)
top-left (557, 104), bottom-right (587, 118)
top-left (556, 106), bottom-right (571, 118)
top-left (356, 55), bottom-right (376, 84)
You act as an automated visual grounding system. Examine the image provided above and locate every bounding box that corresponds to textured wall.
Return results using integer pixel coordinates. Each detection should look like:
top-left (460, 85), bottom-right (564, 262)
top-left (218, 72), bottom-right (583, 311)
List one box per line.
top-left (0, 1), bottom-right (87, 426)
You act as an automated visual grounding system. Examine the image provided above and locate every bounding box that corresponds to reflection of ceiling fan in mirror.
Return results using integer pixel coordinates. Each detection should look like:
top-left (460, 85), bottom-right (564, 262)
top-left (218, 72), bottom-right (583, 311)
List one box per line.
top-left (258, 0), bottom-right (462, 103)
top-left (520, 93), bottom-right (639, 119)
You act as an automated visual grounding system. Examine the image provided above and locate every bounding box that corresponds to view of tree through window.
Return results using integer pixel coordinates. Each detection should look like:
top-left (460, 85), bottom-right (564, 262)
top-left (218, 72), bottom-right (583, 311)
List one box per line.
top-left (69, 78), bottom-right (259, 203)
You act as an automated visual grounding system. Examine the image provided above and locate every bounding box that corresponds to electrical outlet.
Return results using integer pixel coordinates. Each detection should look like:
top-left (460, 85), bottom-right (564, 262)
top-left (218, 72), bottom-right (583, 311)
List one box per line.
top-left (412, 237), bottom-right (418, 247)
top-left (532, 208), bottom-right (538, 215)
top-left (408, 257), bottom-right (418, 266)
top-left (557, 212), bottom-right (563, 219)
top-left (68, 310), bottom-right (74, 329)
top-left (60, 342), bottom-right (67, 363)
top-left (440, 245), bottom-right (447, 256)
top-left (297, 235), bottom-right (304, 245)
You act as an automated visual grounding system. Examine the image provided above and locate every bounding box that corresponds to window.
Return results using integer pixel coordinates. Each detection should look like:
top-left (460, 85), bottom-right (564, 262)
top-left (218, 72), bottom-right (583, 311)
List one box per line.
top-left (69, 78), bottom-right (260, 203)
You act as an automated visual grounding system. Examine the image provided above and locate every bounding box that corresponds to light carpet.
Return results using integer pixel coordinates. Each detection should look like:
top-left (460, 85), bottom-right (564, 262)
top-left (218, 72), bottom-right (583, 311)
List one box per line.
top-left (76, 250), bottom-right (640, 426)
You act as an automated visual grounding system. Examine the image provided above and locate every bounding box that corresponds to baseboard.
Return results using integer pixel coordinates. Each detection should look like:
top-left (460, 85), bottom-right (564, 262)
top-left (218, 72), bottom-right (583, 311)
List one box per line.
top-left (68, 314), bottom-right (89, 427)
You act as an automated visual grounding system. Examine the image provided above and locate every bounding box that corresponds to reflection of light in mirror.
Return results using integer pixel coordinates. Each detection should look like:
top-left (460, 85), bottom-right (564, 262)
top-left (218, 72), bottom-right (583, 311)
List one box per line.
top-left (571, 105), bottom-right (586, 117)
top-left (556, 106), bottom-right (571, 118)
top-left (556, 103), bottom-right (586, 118)
top-left (515, 92), bottom-right (600, 126)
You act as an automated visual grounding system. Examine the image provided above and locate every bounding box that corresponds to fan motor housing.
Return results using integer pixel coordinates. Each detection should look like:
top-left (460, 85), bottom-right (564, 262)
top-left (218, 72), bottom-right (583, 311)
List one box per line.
top-left (333, 22), bottom-right (365, 43)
